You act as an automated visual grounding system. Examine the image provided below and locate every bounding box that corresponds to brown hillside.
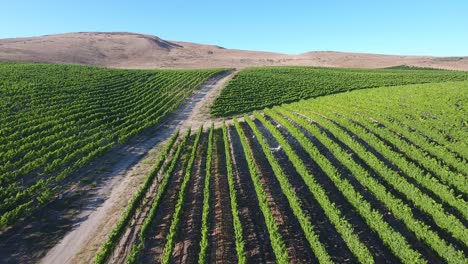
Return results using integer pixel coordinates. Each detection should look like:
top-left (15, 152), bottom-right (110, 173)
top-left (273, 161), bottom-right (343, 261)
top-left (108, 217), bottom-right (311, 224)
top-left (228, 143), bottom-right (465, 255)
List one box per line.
top-left (0, 32), bottom-right (467, 70)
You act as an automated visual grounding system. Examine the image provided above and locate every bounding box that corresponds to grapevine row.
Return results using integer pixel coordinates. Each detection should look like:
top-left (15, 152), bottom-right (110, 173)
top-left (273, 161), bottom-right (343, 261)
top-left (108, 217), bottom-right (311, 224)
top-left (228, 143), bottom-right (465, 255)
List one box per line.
top-left (126, 129), bottom-right (191, 263)
top-left (161, 127), bottom-right (203, 263)
top-left (233, 118), bottom-right (289, 263)
top-left (0, 62), bottom-right (225, 228)
top-left (198, 125), bottom-right (214, 263)
top-left (265, 108), bottom-right (426, 263)
top-left (250, 112), bottom-right (381, 263)
top-left (211, 66), bottom-right (468, 116)
top-left (222, 122), bottom-right (246, 264)
top-left (94, 130), bottom-right (180, 264)
top-left (276, 107), bottom-right (466, 262)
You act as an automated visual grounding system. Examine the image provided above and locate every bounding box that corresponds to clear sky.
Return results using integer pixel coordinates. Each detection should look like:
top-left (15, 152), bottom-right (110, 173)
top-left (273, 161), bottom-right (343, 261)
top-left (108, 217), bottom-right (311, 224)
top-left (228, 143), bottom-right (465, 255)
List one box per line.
top-left (1, 0), bottom-right (467, 56)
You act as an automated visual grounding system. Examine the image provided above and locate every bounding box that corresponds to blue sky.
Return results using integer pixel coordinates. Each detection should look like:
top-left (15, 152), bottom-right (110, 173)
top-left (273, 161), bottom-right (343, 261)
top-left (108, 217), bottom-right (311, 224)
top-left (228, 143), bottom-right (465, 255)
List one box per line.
top-left (1, 0), bottom-right (467, 56)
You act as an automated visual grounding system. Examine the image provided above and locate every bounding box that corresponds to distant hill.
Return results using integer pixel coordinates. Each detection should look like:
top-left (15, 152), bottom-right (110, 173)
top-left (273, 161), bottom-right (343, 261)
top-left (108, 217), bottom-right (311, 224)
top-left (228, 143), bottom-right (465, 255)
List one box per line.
top-left (0, 32), bottom-right (467, 70)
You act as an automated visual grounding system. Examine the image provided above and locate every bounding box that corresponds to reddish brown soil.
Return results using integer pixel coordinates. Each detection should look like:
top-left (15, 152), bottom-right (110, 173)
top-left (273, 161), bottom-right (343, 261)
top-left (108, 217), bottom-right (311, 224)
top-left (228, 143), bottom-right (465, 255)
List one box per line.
top-left (269, 113), bottom-right (445, 262)
top-left (307, 112), bottom-right (468, 254)
top-left (171, 134), bottom-right (207, 263)
top-left (109, 144), bottom-right (180, 264)
top-left (227, 126), bottom-right (276, 263)
top-left (208, 129), bottom-right (237, 263)
top-left (348, 116), bottom-right (468, 206)
top-left (239, 122), bottom-right (317, 263)
top-left (139, 142), bottom-right (191, 263)
top-left (261, 115), bottom-right (401, 263)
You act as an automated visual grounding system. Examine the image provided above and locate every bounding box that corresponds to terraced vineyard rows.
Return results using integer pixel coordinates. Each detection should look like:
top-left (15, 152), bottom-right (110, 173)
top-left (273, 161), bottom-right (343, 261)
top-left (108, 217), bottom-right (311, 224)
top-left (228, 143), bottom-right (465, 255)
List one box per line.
top-left (98, 81), bottom-right (467, 263)
top-left (211, 66), bottom-right (468, 116)
top-left (0, 62), bottom-right (225, 228)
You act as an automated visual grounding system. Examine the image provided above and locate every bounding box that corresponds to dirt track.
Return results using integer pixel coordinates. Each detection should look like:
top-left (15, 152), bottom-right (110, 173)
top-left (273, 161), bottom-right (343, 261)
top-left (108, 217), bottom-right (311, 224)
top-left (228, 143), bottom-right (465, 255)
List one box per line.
top-left (38, 70), bottom-right (235, 264)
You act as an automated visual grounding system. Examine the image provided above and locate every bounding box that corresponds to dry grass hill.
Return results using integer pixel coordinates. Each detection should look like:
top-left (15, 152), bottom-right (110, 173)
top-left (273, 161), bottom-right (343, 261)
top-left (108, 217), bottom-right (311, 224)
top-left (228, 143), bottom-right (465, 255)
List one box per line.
top-left (0, 32), bottom-right (467, 70)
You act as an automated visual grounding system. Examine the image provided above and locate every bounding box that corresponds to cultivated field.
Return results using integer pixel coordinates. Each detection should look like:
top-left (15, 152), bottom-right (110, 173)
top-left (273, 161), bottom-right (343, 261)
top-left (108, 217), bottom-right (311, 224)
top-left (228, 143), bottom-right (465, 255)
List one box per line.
top-left (0, 63), bottom-right (225, 227)
top-left (97, 81), bottom-right (468, 263)
top-left (211, 66), bottom-right (468, 116)
top-left (0, 63), bottom-right (466, 264)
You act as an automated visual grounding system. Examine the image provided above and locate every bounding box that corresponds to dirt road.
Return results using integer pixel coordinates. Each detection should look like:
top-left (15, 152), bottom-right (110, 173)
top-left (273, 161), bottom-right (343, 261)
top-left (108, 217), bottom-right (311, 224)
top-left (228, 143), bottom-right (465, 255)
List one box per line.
top-left (38, 70), bottom-right (235, 264)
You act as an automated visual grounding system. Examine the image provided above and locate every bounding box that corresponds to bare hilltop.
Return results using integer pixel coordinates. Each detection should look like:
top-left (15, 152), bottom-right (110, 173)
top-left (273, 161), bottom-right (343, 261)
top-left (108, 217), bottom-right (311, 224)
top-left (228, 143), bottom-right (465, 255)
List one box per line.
top-left (0, 32), bottom-right (467, 70)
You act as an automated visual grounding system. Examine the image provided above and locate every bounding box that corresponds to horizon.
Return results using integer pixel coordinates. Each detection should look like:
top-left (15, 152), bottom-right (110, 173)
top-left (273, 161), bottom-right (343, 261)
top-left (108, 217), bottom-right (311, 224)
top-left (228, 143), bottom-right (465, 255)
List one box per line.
top-left (1, 0), bottom-right (467, 57)
top-left (3, 31), bottom-right (467, 58)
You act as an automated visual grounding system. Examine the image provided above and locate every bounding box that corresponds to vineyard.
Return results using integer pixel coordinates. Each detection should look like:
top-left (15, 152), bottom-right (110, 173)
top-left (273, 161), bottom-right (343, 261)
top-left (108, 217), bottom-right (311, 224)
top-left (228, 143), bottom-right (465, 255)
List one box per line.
top-left (97, 80), bottom-right (468, 263)
top-left (210, 66), bottom-right (468, 116)
top-left (0, 62), bottom-right (225, 228)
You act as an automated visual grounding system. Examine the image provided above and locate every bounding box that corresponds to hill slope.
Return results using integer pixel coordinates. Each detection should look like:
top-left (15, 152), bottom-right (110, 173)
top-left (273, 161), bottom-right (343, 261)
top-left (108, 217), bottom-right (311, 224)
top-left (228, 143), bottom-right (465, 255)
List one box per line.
top-left (211, 66), bottom-right (468, 116)
top-left (0, 32), bottom-right (467, 70)
top-left (0, 62), bottom-right (224, 229)
top-left (96, 80), bottom-right (468, 263)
